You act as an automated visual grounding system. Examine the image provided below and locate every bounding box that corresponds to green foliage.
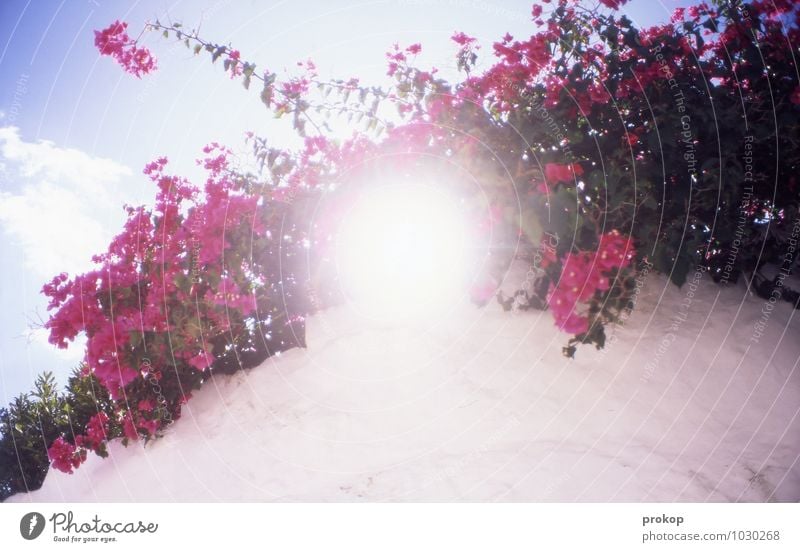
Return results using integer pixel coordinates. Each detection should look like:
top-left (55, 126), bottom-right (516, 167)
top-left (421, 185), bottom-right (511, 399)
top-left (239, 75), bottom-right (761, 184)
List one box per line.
top-left (0, 370), bottom-right (113, 501)
top-left (0, 372), bottom-right (67, 500)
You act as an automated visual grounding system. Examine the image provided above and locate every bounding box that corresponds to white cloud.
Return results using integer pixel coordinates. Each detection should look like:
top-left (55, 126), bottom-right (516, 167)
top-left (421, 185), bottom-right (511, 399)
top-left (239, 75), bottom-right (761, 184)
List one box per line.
top-left (0, 126), bottom-right (135, 278)
top-left (0, 126), bottom-right (130, 186)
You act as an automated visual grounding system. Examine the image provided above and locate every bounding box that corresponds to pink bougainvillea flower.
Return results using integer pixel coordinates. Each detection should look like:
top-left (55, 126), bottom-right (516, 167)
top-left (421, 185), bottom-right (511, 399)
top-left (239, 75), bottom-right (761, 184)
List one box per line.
top-left (94, 20), bottom-right (156, 77)
top-left (187, 351), bottom-right (215, 371)
top-left (83, 412), bottom-right (109, 451)
top-left (228, 49), bottom-right (243, 79)
top-left (137, 399), bottom-right (155, 413)
top-left (599, 0), bottom-right (629, 9)
top-left (548, 287), bottom-right (580, 321)
top-left (547, 231), bottom-right (636, 335)
top-left (559, 252), bottom-right (598, 301)
top-left (138, 419), bottom-right (159, 437)
top-left (48, 436), bottom-right (86, 474)
top-left (75, 412), bottom-right (109, 454)
top-left (544, 163), bottom-right (584, 183)
top-left (451, 32), bottom-right (477, 46)
top-left (122, 415), bottom-right (139, 441)
top-left (596, 230), bottom-right (636, 272)
top-left (558, 312), bottom-right (590, 335)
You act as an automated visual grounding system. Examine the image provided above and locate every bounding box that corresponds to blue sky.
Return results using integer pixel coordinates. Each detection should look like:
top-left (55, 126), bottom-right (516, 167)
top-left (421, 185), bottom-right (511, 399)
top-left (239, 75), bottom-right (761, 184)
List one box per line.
top-left (0, 0), bottom-right (686, 401)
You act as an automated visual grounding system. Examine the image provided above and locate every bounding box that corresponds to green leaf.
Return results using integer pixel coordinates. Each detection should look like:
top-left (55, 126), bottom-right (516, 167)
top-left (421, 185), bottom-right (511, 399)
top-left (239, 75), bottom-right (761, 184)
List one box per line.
top-left (211, 46), bottom-right (226, 63)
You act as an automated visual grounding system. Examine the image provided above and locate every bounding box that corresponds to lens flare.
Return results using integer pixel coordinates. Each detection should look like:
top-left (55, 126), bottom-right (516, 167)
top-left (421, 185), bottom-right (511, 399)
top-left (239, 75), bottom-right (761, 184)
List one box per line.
top-left (335, 182), bottom-right (472, 321)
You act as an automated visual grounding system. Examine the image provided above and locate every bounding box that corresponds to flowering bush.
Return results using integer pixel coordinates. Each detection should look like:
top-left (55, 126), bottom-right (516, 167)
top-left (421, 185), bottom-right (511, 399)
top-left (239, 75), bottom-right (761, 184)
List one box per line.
top-left (14, 0), bottom-right (800, 481)
top-left (37, 144), bottom-right (310, 473)
top-left (358, 0), bottom-right (800, 352)
top-left (0, 370), bottom-right (114, 498)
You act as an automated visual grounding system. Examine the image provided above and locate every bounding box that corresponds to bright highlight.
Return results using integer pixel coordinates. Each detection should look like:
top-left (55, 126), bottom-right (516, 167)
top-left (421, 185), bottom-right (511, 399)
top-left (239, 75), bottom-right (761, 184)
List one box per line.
top-left (335, 182), bottom-right (471, 320)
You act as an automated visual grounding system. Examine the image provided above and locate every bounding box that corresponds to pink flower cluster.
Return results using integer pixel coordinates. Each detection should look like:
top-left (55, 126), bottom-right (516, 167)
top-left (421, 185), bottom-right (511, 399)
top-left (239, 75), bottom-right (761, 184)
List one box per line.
top-left (43, 149), bottom-right (250, 399)
top-left (94, 20), bottom-right (156, 77)
top-left (48, 436), bottom-right (86, 474)
top-left (386, 43), bottom-right (424, 77)
top-left (535, 163), bottom-right (584, 193)
top-left (228, 50), bottom-right (243, 79)
top-left (74, 412), bottom-right (109, 453)
top-left (121, 409), bottom-right (158, 442)
top-left (451, 32), bottom-right (477, 47)
top-left (545, 162), bottom-right (584, 183)
top-left (548, 231), bottom-right (635, 335)
top-left (599, 0), bottom-right (630, 9)
top-left (42, 142), bottom-right (298, 473)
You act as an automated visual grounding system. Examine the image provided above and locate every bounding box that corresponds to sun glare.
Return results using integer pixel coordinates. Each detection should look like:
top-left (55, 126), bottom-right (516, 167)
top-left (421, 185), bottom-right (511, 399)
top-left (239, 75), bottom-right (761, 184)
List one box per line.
top-left (335, 182), bottom-right (472, 321)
